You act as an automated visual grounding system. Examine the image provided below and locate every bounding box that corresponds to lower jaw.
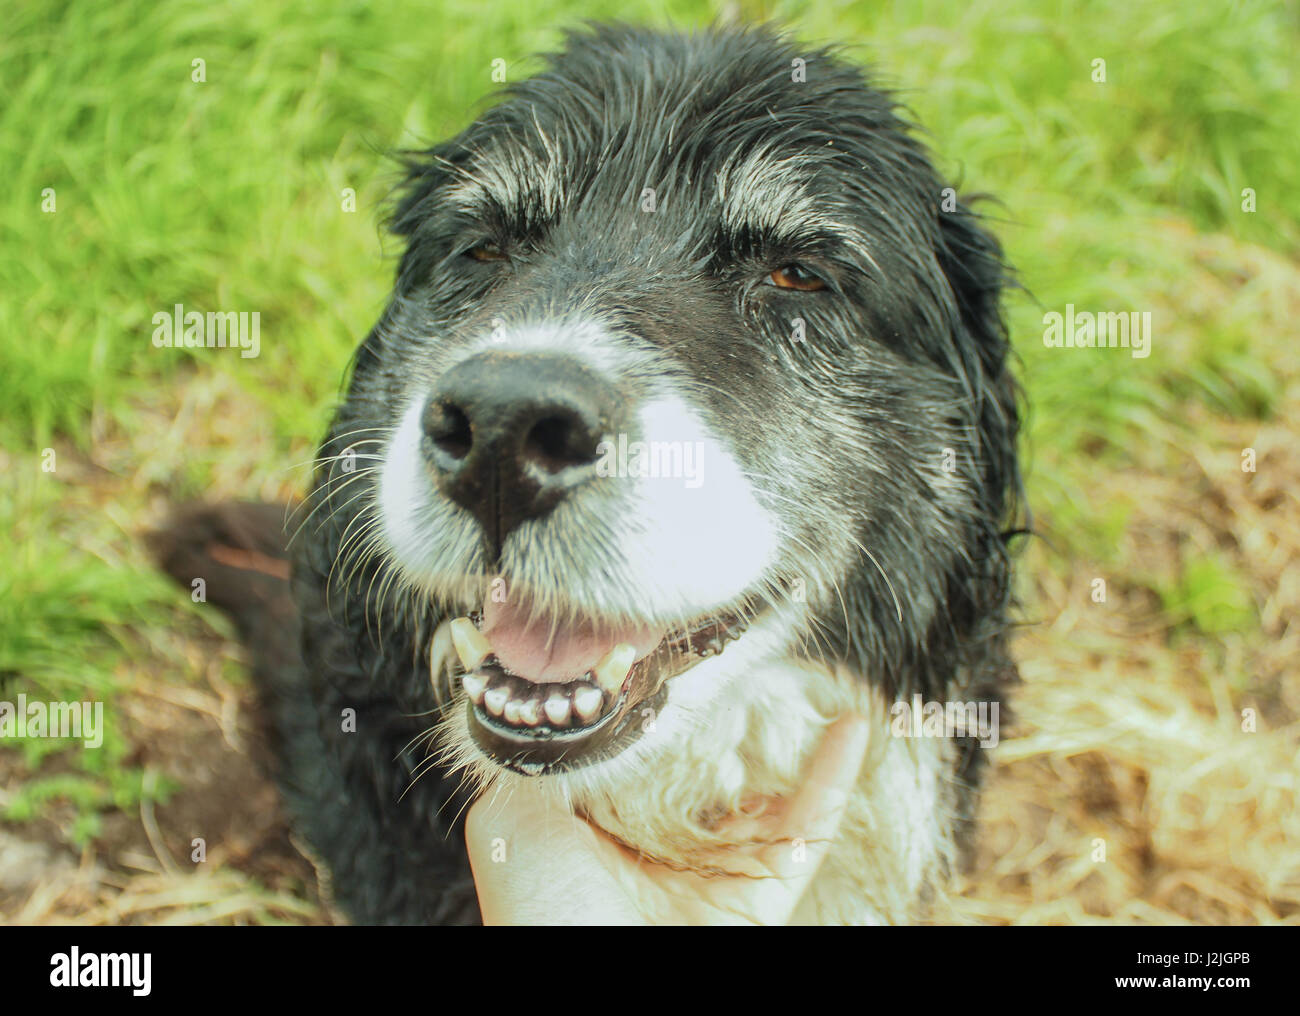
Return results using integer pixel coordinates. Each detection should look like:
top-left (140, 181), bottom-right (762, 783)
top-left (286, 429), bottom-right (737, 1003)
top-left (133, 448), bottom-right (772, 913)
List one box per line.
top-left (459, 609), bottom-right (754, 775)
top-left (468, 681), bottom-right (670, 776)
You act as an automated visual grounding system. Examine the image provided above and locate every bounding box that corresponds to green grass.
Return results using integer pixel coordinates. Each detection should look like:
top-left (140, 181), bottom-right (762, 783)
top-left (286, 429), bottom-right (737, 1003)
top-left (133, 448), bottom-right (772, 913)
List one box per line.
top-left (1, 0), bottom-right (1297, 877)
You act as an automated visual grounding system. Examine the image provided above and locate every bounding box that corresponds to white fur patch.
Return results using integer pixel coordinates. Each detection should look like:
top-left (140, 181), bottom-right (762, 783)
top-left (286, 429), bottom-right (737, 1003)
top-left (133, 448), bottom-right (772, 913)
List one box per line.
top-left (378, 320), bottom-right (781, 622)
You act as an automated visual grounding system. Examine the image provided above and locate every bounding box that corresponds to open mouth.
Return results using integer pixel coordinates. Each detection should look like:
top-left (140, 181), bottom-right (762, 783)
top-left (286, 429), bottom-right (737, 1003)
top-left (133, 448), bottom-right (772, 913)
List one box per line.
top-left (448, 597), bottom-right (754, 775)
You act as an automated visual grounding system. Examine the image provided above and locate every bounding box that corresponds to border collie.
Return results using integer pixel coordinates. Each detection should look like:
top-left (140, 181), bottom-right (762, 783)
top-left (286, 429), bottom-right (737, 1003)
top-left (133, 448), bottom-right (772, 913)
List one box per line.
top-left (155, 21), bottom-right (1023, 925)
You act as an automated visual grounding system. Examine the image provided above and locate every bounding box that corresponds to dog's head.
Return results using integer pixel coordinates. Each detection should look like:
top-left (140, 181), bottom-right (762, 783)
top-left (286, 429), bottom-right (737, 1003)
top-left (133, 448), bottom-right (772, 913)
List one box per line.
top-left (322, 23), bottom-right (1020, 780)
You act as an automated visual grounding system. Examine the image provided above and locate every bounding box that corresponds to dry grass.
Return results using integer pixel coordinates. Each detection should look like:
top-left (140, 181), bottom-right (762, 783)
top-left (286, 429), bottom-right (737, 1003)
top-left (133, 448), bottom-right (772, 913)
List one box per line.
top-left (952, 233), bottom-right (1300, 925)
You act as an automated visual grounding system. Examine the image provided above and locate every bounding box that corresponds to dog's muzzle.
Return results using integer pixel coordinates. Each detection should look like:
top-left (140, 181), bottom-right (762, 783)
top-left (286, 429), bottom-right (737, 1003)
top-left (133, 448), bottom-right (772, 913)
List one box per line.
top-left (417, 349), bottom-right (764, 773)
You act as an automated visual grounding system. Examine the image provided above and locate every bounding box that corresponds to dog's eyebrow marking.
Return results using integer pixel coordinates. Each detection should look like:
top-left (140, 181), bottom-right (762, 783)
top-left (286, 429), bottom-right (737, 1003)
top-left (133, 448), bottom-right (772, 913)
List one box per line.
top-left (715, 147), bottom-right (880, 274)
top-left (445, 127), bottom-right (567, 224)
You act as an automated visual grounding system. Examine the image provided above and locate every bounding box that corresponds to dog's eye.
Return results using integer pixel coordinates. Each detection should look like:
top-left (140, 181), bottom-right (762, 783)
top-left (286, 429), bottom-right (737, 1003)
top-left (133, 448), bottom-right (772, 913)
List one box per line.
top-left (766, 264), bottom-right (826, 291)
top-left (464, 241), bottom-right (506, 262)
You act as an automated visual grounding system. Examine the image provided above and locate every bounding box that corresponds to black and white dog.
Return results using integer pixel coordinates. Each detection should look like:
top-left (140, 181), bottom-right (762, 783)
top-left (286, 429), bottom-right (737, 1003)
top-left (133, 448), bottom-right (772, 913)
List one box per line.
top-left (157, 21), bottom-right (1022, 924)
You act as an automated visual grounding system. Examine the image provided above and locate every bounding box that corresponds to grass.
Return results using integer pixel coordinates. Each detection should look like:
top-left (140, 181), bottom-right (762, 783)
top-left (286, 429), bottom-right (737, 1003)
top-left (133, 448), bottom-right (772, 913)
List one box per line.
top-left (1, 0), bottom-right (1297, 923)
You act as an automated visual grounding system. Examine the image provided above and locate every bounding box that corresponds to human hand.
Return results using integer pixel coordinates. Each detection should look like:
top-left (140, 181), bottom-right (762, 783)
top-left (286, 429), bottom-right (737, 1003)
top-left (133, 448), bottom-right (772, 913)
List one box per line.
top-left (465, 714), bottom-right (870, 925)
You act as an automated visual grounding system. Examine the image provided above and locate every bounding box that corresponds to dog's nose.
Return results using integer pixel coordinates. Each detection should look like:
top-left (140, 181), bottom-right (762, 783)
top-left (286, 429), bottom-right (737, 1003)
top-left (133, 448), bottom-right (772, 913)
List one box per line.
top-left (421, 352), bottom-right (617, 552)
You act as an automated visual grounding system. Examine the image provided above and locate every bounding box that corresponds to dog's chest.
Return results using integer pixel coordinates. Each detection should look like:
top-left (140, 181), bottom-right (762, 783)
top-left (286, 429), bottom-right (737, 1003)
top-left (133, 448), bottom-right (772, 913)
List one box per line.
top-left (571, 656), bottom-right (955, 924)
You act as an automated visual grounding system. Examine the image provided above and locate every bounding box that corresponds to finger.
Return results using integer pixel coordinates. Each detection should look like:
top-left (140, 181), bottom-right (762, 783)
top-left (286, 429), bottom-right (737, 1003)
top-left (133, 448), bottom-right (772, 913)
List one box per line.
top-left (465, 783), bottom-right (644, 925)
top-left (752, 714), bottom-right (871, 913)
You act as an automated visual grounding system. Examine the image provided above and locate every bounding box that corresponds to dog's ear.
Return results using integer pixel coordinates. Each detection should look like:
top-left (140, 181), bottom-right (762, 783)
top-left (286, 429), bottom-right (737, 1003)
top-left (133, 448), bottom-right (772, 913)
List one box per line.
top-left (387, 141), bottom-right (473, 293)
top-left (390, 144), bottom-right (461, 236)
top-left (342, 141), bottom-right (473, 381)
top-left (935, 200), bottom-right (1023, 529)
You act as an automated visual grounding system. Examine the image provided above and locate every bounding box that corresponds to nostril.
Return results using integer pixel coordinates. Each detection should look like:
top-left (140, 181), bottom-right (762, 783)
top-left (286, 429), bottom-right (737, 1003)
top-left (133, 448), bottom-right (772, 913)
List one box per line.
top-left (424, 353), bottom-right (623, 551)
top-left (524, 413), bottom-right (600, 474)
top-left (423, 400), bottom-right (473, 462)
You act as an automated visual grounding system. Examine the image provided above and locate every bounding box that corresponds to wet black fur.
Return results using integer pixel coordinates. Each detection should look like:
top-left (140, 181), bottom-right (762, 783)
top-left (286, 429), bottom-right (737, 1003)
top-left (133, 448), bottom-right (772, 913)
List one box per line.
top-left (159, 22), bottom-right (1023, 925)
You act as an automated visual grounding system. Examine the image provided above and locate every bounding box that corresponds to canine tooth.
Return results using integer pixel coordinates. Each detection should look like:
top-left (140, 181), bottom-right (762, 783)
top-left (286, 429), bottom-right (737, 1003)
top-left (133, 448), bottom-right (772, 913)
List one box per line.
top-left (543, 695), bottom-right (571, 728)
top-left (591, 642), bottom-right (637, 697)
top-left (483, 684), bottom-right (509, 717)
top-left (449, 617), bottom-right (492, 671)
top-left (461, 673), bottom-right (486, 705)
top-left (429, 620), bottom-right (454, 693)
top-left (572, 685), bottom-right (603, 724)
top-left (517, 697), bottom-right (542, 727)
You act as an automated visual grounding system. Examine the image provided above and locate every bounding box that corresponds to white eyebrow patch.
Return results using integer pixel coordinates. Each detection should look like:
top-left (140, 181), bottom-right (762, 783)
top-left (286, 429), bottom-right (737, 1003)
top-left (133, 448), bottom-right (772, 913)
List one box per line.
top-left (714, 145), bottom-right (876, 270)
top-left (716, 146), bottom-right (824, 235)
top-left (445, 126), bottom-right (568, 221)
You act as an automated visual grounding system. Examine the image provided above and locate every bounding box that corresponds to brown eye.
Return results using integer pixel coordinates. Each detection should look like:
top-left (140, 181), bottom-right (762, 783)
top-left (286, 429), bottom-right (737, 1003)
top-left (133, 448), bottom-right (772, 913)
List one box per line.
top-left (767, 263), bottom-right (826, 291)
top-left (466, 241), bottom-right (505, 262)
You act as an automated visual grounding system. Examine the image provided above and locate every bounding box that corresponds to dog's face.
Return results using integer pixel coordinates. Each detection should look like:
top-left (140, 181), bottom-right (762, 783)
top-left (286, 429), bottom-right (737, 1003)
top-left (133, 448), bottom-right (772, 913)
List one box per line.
top-left (327, 25), bottom-right (1018, 780)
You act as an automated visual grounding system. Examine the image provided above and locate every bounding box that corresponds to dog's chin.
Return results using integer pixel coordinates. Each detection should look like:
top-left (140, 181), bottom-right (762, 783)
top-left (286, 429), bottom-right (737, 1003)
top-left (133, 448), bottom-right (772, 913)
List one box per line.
top-left (437, 593), bottom-right (763, 776)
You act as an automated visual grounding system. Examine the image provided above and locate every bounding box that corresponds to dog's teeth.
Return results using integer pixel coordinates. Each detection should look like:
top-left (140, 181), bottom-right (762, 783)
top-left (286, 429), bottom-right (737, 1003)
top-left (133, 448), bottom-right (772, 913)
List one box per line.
top-left (430, 620), bottom-right (454, 681)
top-left (461, 673), bottom-right (486, 705)
top-left (572, 685), bottom-right (603, 724)
top-left (591, 643), bottom-right (637, 697)
top-left (483, 684), bottom-right (509, 718)
top-left (504, 697), bottom-right (523, 725)
top-left (517, 697), bottom-right (542, 727)
top-left (449, 617), bottom-right (492, 672)
top-left (543, 694), bottom-right (571, 728)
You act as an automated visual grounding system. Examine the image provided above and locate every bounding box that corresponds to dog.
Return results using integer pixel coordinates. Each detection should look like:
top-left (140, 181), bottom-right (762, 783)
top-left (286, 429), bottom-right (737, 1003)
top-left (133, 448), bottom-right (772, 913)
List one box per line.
top-left (154, 21), bottom-right (1023, 925)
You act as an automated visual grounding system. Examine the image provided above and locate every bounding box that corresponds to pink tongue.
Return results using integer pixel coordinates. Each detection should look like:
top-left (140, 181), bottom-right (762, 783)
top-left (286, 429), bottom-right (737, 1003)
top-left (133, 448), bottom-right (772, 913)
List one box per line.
top-left (482, 598), bottom-right (667, 683)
